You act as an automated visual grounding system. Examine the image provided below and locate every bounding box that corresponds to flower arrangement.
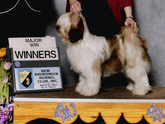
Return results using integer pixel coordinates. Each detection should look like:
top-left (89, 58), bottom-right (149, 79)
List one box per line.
top-left (0, 48), bottom-right (6, 61)
top-left (0, 48), bottom-right (12, 104)
top-left (0, 97), bottom-right (14, 124)
top-left (0, 47), bottom-right (14, 124)
top-left (0, 61), bottom-right (12, 104)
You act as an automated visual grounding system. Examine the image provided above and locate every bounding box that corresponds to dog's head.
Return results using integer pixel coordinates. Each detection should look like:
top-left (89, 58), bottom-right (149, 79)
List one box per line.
top-left (56, 12), bottom-right (85, 44)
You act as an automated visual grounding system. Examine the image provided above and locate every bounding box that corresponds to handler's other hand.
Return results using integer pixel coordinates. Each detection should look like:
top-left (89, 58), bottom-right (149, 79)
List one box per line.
top-left (124, 17), bottom-right (139, 34)
top-left (70, 0), bottom-right (82, 13)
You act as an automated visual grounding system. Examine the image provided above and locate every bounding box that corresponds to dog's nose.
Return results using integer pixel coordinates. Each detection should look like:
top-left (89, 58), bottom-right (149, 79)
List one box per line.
top-left (55, 25), bottom-right (60, 30)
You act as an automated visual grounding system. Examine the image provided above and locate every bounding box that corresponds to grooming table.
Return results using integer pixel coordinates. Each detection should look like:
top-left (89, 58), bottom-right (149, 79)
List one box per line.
top-left (14, 86), bottom-right (165, 124)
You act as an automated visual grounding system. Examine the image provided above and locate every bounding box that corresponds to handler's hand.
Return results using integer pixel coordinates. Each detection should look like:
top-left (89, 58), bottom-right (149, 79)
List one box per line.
top-left (124, 17), bottom-right (139, 34)
top-left (70, 0), bottom-right (82, 13)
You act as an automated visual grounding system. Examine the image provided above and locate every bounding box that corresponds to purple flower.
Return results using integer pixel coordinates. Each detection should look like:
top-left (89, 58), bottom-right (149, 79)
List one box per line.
top-left (0, 102), bottom-right (14, 123)
top-left (2, 76), bottom-right (8, 84)
top-left (3, 62), bottom-right (12, 71)
top-left (0, 114), bottom-right (9, 123)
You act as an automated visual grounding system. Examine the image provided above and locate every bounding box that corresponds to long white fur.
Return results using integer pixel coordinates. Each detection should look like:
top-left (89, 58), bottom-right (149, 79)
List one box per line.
top-left (66, 33), bottom-right (109, 96)
top-left (56, 12), bottom-right (151, 96)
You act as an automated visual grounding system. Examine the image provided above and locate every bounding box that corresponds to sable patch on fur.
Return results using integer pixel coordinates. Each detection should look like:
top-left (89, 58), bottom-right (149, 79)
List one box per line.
top-left (69, 13), bottom-right (84, 43)
top-left (102, 36), bottom-right (124, 76)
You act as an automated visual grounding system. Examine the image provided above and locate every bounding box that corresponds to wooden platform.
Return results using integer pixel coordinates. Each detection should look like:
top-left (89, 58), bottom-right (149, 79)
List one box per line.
top-left (14, 86), bottom-right (165, 124)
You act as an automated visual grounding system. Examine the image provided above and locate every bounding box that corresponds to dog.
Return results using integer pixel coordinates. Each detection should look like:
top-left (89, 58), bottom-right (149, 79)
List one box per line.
top-left (56, 12), bottom-right (152, 96)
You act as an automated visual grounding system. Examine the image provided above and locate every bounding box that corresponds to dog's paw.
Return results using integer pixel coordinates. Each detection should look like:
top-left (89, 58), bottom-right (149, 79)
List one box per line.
top-left (78, 85), bottom-right (99, 96)
top-left (75, 81), bottom-right (85, 93)
top-left (75, 85), bottom-right (82, 93)
top-left (132, 86), bottom-right (152, 95)
top-left (126, 83), bottom-right (134, 91)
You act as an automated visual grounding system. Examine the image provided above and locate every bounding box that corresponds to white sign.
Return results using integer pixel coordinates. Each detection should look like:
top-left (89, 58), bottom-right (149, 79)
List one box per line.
top-left (8, 36), bottom-right (56, 48)
top-left (15, 67), bottom-right (62, 91)
top-left (9, 36), bottom-right (63, 94)
top-left (13, 47), bottom-right (59, 61)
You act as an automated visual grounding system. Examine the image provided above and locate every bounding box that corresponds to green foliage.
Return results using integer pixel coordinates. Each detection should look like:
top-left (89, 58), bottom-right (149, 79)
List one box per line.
top-left (0, 60), bottom-right (12, 103)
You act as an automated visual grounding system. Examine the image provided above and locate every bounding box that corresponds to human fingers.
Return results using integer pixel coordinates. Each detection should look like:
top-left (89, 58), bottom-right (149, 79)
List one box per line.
top-left (126, 18), bottom-right (138, 34)
top-left (124, 18), bottom-right (131, 27)
top-left (128, 19), bottom-right (135, 30)
top-left (70, 6), bottom-right (77, 12)
top-left (70, 6), bottom-right (81, 12)
top-left (70, 2), bottom-right (81, 12)
top-left (131, 21), bottom-right (138, 34)
top-left (133, 22), bottom-right (139, 34)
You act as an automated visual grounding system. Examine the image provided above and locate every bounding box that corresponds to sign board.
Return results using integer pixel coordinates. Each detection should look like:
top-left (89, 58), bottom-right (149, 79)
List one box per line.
top-left (8, 36), bottom-right (56, 48)
top-left (9, 37), bottom-right (63, 94)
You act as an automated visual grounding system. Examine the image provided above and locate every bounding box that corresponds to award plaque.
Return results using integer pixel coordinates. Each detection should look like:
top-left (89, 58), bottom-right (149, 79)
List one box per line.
top-left (9, 37), bottom-right (63, 94)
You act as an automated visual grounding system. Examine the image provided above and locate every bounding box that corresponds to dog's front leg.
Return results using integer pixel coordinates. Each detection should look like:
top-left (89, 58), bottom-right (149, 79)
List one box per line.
top-left (76, 69), bottom-right (101, 96)
top-left (75, 74), bottom-right (85, 93)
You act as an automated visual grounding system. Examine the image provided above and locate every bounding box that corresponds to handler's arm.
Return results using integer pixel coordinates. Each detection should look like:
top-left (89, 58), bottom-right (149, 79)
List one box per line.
top-left (124, 6), bottom-right (138, 33)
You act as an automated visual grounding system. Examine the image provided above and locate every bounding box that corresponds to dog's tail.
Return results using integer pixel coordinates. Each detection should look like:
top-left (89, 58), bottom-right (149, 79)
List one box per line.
top-left (121, 26), bottom-right (151, 72)
top-left (121, 26), bottom-right (149, 48)
top-left (120, 26), bottom-right (139, 44)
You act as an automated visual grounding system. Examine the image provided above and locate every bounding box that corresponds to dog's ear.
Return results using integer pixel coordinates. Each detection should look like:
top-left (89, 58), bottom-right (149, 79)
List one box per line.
top-left (69, 15), bottom-right (84, 43)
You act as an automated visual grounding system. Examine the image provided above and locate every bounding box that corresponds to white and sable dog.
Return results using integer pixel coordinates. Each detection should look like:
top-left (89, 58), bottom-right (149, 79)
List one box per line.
top-left (56, 12), bottom-right (151, 96)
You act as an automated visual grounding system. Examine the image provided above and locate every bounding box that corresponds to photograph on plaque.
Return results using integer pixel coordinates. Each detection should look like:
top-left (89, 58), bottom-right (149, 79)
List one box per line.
top-left (10, 47), bottom-right (63, 94)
